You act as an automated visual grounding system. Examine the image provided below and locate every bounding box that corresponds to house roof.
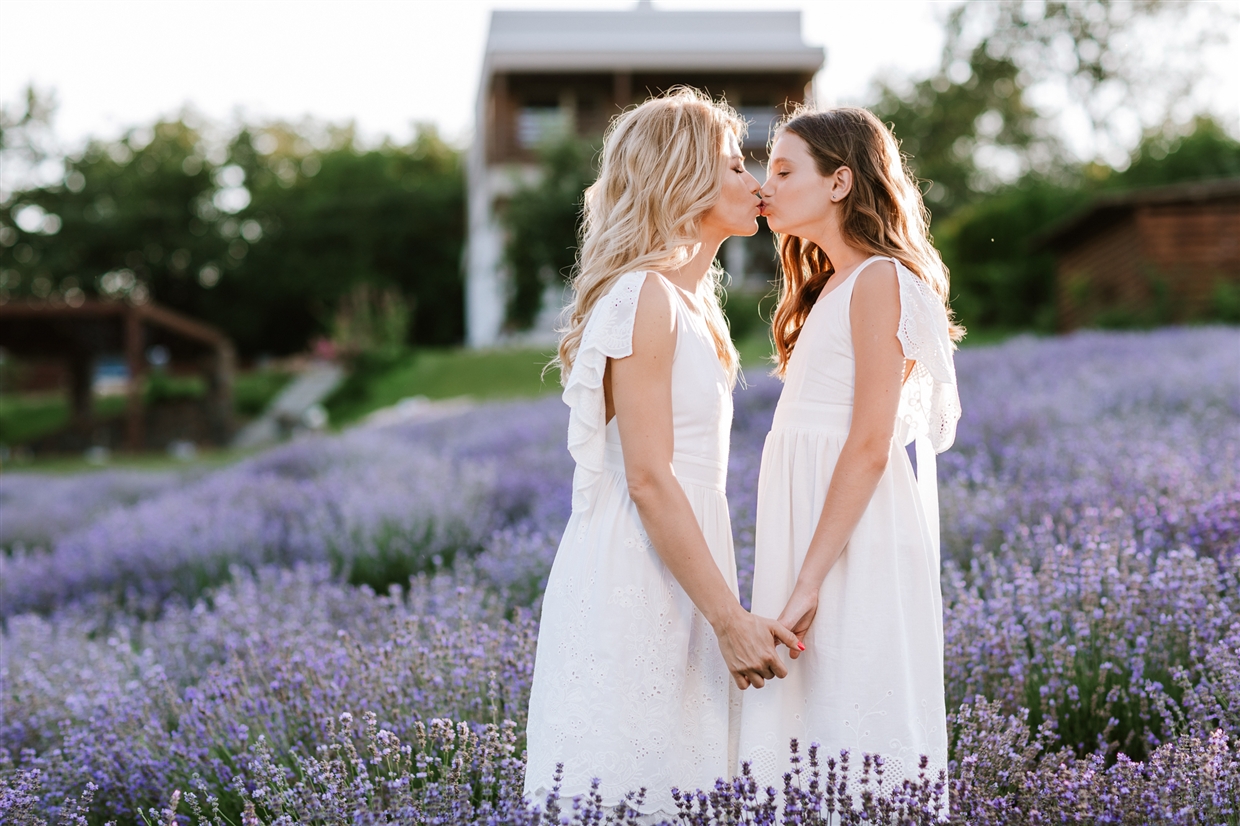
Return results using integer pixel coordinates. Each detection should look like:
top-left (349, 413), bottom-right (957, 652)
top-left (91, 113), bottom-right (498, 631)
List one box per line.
top-left (1038, 177), bottom-right (1240, 251)
top-left (484, 6), bottom-right (825, 73)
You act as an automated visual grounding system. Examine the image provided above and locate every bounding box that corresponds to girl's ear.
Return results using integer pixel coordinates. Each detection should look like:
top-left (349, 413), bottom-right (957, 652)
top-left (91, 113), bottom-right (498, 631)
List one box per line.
top-left (831, 166), bottom-right (853, 202)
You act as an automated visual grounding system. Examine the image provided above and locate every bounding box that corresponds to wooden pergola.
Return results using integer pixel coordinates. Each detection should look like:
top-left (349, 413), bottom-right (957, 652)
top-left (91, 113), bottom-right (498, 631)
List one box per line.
top-left (0, 299), bottom-right (235, 451)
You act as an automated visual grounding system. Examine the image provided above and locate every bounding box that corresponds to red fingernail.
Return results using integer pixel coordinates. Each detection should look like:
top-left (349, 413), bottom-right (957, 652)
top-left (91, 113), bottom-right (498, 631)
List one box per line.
top-left (797, 642), bottom-right (806, 651)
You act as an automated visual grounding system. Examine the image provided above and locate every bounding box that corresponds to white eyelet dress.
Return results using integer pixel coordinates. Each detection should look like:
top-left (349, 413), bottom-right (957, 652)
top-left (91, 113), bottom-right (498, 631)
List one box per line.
top-left (524, 271), bottom-right (740, 819)
top-left (737, 256), bottom-right (961, 802)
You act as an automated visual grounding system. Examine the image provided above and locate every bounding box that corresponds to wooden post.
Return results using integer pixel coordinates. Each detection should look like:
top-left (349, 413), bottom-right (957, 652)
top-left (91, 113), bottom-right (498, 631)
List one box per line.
top-left (613, 71), bottom-right (632, 111)
top-left (67, 349), bottom-right (93, 425)
top-left (491, 72), bottom-right (509, 162)
top-left (124, 306), bottom-right (144, 451)
top-left (205, 341), bottom-right (236, 444)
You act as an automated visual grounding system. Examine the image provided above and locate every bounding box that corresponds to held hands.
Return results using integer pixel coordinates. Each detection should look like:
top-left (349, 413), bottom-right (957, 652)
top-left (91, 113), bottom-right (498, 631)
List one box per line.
top-left (777, 583), bottom-right (820, 657)
top-left (713, 608), bottom-right (803, 690)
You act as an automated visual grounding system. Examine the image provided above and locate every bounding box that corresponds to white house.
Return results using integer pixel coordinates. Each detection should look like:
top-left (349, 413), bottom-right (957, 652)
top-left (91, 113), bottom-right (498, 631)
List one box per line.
top-left (465, 2), bottom-right (825, 347)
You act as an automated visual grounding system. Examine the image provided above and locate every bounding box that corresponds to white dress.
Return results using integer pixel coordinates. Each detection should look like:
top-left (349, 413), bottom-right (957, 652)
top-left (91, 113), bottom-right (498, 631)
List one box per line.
top-left (738, 256), bottom-right (961, 797)
top-left (524, 271), bottom-right (741, 818)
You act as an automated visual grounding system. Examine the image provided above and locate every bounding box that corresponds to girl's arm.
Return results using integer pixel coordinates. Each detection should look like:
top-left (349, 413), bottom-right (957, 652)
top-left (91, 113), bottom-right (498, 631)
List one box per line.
top-left (610, 273), bottom-right (800, 689)
top-left (777, 261), bottom-right (908, 643)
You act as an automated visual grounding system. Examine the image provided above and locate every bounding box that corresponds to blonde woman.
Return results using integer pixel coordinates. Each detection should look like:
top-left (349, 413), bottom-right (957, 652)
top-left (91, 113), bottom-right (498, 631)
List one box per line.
top-left (523, 89), bottom-right (799, 818)
top-left (737, 108), bottom-right (962, 797)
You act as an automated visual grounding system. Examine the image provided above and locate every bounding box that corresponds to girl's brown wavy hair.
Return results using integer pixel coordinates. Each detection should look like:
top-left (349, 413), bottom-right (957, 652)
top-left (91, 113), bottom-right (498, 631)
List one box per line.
top-left (769, 107), bottom-right (963, 376)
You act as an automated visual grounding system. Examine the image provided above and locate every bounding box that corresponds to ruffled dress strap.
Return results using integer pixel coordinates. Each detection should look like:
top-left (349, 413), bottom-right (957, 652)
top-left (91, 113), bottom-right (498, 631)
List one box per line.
top-left (884, 258), bottom-right (962, 558)
top-left (562, 271), bottom-right (650, 514)
top-left (892, 260), bottom-right (961, 453)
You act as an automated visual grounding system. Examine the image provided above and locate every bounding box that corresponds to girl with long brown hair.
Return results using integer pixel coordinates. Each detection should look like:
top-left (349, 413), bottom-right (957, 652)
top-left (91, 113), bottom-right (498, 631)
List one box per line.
top-left (737, 107), bottom-right (963, 799)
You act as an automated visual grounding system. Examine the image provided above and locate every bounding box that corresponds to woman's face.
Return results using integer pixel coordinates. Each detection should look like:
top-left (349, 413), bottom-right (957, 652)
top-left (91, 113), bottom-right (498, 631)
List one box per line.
top-left (760, 131), bottom-right (840, 238)
top-left (699, 131), bottom-right (762, 240)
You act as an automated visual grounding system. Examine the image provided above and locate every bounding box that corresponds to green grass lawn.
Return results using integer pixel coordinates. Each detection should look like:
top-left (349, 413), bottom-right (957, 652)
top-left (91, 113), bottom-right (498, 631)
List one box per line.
top-left (321, 327), bottom-right (1023, 428)
top-left (326, 337), bottom-right (781, 424)
top-left (1, 370), bottom-right (293, 446)
top-left (0, 394), bottom-right (128, 447)
top-left (5, 327), bottom-right (1022, 463)
top-left (325, 347), bottom-right (561, 425)
top-left (3, 446), bottom-right (251, 474)
top-left (1, 369), bottom-right (295, 471)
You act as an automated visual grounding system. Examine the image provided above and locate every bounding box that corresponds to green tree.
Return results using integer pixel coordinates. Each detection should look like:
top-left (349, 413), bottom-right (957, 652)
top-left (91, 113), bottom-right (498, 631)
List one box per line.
top-left (873, 48), bottom-right (1045, 216)
top-left (951, 0), bottom-right (1234, 161)
top-left (868, 0), bottom-right (1237, 332)
top-left (212, 125), bottom-right (465, 354)
top-left (1, 115), bottom-right (227, 309)
top-left (872, 0), bottom-right (1227, 218)
top-left (937, 116), bottom-right (1240, 332)
top-left (1108, 117), bottom-right (1240, 190)
top-left (502, 139), bottom-right (597, 330)
top-left (0, 85), bottom-right (61, 198)
top-left (936, 182), bottom-right (1087, 331)
top-left (0, 105), bottom-right (466, 355)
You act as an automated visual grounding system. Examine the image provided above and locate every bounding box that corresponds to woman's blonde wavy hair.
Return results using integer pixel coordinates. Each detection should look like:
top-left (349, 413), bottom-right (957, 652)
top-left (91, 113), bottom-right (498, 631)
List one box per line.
top-left (555, 87), bottom-right (743, 387)
top-left (769, 106), bottom-right (964, 376)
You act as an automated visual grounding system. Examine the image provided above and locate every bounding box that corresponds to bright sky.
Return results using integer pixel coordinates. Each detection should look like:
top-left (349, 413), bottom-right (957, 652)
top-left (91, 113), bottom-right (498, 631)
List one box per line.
top-left (0, 0), bottom-right (947, 148)
top-left (0, 0), bottom-right (1236, 155)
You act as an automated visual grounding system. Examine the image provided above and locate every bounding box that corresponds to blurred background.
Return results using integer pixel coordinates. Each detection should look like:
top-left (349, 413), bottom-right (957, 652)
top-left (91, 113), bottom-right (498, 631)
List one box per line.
top-left (1, 0), bottom-right (1237, 462)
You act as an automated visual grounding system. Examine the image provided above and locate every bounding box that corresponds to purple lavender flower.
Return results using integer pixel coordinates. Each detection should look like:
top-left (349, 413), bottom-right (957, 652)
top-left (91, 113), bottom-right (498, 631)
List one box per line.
top-left (2, 326), bottom-right (1238, 823)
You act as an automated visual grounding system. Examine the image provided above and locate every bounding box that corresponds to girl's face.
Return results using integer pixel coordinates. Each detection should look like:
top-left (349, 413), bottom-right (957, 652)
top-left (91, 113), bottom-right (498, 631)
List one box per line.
top-left (760, 131), bottom-right (848, 238)
top-left (699, 131), bottom-right (762, 240)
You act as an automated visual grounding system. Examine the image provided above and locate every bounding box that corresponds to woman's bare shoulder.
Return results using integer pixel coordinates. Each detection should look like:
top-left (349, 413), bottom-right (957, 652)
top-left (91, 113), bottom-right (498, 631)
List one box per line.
top-left (631, 271), bottom-right (678, 345)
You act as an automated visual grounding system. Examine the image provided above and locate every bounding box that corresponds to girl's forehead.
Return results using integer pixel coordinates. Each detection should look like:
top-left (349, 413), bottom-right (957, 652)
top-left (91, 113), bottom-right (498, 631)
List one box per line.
top-left (723, 130), bottom-right (742, 156)
top-left (769, 132), bottom-right (802, 163)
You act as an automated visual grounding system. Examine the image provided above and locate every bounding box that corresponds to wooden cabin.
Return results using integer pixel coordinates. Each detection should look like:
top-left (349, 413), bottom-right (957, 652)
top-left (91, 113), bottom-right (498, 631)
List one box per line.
top-left (1042, 178), bottom-right (1240, 330)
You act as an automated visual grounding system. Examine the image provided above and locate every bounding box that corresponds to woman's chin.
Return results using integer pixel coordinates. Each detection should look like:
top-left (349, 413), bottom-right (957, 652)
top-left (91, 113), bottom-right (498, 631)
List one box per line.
top-left (726, 217), bottom-right (762, 238)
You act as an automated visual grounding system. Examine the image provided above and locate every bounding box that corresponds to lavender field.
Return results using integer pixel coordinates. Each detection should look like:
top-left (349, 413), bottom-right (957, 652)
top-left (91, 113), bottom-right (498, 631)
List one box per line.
top-left (2, 327), bottom-right (1239, 825)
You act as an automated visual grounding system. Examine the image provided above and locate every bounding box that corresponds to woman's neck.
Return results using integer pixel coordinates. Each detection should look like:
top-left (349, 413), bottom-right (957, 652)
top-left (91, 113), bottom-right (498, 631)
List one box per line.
top-left (662, 230), bottom-right (725, 294)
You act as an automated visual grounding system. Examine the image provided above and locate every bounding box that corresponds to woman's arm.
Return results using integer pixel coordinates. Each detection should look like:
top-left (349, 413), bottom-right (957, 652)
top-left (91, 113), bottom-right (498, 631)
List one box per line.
top-left (777, 261), bottom-right (908, 643)
top-left (610, 274), bottom-right (800, 689)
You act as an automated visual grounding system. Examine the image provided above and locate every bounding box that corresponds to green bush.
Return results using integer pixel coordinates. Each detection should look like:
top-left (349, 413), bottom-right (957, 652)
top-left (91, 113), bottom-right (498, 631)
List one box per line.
top-left (722, 286), bottom-right (775, 342)
top-left (145, 371), bottom-right (206, 405)
top-left (1210, 279), bottom-right (1240, 324)
top-left (502, 140), bottom-right (597, 331)
top-left (233, 370), bottom-right (294, 418)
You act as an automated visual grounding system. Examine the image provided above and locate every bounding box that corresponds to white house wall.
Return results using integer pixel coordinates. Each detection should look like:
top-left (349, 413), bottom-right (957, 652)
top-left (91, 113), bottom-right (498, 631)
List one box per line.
top-left (465, 6), bottom-right (823, 348)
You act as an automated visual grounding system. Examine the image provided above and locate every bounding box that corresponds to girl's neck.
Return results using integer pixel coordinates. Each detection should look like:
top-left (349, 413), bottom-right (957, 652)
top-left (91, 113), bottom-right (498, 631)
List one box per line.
top-left (809, 216), bottom-right (868, 276)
